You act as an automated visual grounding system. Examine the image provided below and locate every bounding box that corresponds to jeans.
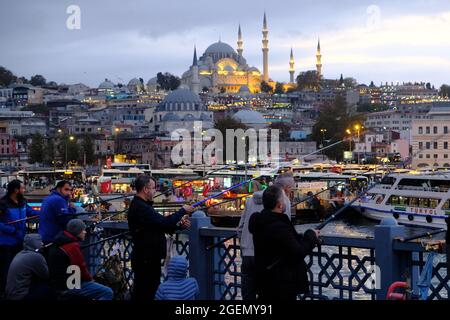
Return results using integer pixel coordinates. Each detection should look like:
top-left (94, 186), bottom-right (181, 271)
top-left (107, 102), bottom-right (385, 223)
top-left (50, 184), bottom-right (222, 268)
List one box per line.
top-left (241, 256), bottom-right (257, 300)
top-left (65, 281), bottom-right (113, 300)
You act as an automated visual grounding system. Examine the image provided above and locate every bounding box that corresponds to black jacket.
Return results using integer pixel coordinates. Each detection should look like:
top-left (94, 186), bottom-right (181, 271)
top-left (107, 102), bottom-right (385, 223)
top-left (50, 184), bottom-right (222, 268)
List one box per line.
top-left (248, 208), bottom-right (318, 297)
top-left (127, 196), bottom-right (186, 260)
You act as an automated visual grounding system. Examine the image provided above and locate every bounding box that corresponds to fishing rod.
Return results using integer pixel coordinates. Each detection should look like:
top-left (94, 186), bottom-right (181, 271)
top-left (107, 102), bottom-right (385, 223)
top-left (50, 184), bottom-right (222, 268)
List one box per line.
top-left (80, 231), bottom-right (131, 249)
top-left (400, 229), bottom-right (447, 243)
top-left (153, 163), bottom-right (239, 200)
top-left (6, 214), bottom-right (40, 225)
top-left (82, 193), bottom-right (133, 207)
top-left (197, 194), bottom-right (249, 211)
top-left (290, 181), bottom-right (348, 208)
top-left (6, 209), bottom-right (101, 225)
top-left (315, 182), bottom-right (379, 230)
top-left (205, 181), bottom-right (352, 251)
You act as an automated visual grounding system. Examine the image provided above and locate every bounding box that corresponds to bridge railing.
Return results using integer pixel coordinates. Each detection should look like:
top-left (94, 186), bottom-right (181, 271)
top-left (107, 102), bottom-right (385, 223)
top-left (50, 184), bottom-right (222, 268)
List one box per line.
top-left (83, 212), bottom-right (448, 300)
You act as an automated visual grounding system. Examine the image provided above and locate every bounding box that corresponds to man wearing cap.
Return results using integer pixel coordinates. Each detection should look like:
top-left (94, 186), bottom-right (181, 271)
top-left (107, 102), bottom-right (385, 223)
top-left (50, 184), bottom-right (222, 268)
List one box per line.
top-left (47, 219), bottom-right (113, 300)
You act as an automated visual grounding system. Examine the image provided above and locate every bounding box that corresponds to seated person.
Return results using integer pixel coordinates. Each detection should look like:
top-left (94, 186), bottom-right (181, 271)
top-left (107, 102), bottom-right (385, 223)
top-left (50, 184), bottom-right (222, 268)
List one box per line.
top-left (47, 219), bottom-right (113, 300)
top-left (6, 234), bottom-right (53, 300)
top-left (155, 255), bottom-right (198, 300)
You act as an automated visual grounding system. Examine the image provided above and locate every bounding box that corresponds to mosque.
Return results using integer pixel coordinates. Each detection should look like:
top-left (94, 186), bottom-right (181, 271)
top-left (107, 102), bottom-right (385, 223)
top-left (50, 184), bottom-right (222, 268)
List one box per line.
top-left (181, 13), bottom-right (323, 94)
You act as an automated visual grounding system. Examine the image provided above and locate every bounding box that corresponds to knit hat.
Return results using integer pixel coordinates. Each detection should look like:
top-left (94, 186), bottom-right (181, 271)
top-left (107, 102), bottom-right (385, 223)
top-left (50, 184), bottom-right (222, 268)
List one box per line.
top-left (66, 219), bottom-right (86, 236)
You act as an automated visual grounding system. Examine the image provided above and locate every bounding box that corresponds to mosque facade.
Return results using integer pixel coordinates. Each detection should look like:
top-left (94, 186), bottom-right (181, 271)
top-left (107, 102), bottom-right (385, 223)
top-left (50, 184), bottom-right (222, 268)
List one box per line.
top-left (181, 13), bottom-right (323, 94)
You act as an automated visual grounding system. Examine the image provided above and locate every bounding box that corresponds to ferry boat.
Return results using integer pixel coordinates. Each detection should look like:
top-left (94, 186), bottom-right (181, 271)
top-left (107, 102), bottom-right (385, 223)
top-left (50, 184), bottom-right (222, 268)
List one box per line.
top-left (352, 172), bottom-right (450, 229)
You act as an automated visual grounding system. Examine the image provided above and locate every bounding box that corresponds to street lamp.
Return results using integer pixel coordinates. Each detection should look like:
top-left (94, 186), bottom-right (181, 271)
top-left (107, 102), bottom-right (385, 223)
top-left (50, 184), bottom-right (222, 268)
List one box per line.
top-left (320, 129), bottom-right (327, 161)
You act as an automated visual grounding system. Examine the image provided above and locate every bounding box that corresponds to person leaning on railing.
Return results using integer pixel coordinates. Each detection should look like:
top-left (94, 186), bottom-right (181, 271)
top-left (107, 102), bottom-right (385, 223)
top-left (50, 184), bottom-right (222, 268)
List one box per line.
top-left (249, 185), bottom-right (320, 301)
top-left (127, 175), bottom-right (194, 302)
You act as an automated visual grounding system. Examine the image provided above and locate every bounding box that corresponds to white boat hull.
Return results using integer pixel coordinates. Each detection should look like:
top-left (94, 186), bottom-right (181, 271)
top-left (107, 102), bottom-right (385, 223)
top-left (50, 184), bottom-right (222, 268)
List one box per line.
top-left (353, 203), bottom-right (447, 229)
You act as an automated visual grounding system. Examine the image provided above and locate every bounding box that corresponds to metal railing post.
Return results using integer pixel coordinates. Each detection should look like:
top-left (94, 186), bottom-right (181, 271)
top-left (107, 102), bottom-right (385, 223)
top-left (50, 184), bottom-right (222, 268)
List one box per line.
top-left (374, 217), bottom-right (406, 300)
top-left (187, 211), bottom-right (213, 299)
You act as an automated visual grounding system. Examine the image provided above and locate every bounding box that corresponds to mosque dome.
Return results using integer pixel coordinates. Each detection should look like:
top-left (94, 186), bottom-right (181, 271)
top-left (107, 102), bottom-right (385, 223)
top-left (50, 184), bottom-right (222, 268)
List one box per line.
top-left (98, 79), bottom-right (115, 89)
top-left (204, 41), bottom-right (236, 55)
top-left (147, 77), bottom-right (158, 85)
top-left (233, 110), bottom-right (266, 126)
top-left (162, 88), bottom-right (202, 104)
top-left (128, 78), bottom-right (140, 86)
top-left (157, 87), bottom-right (204, 112)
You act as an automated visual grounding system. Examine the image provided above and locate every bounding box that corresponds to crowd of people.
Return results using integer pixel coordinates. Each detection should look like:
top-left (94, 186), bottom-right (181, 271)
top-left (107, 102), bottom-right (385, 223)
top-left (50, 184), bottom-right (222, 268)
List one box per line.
top-left (0, 172), bottom-right (320, 301)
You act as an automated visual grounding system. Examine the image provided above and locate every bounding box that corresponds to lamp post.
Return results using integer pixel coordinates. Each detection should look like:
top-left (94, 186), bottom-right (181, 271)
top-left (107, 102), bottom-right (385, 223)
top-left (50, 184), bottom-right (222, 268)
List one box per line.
top-left (65, 135), bottom-right (75, 169)
top-left (346, 129), bottom-right (352, 163)
top-left (320, 128), bottom-right (327, 161)
top-left (354, 124), bottom-right (363, 165)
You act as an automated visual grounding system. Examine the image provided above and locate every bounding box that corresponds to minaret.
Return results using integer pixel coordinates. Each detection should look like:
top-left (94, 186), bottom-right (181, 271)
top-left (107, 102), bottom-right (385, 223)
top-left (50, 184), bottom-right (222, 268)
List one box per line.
top-left (237, 24), bottom-right (243, 56)
top-left (316, 39), bottom-right (322, 79)
top-left (289, 47), bottom-right (295, 83)
top-left (262, 12), bottom-right (269, 82)
top-left (191, 45), bottom-right (200, 94)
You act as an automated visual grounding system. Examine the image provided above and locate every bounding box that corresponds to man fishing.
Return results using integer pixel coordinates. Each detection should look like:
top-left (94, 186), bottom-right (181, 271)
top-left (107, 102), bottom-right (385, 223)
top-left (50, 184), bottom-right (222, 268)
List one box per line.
top-left (127, 175), bottom-right (194, 301)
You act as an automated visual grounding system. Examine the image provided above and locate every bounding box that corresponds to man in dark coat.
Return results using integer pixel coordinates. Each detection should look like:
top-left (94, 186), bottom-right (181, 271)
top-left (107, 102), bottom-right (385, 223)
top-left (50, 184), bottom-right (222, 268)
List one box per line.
top-left (0, 180), bottom-right (38, 296)
top-left (249, 185), bottom-right (319, 300)
top-left (127, 175), bottom-right (194, 301)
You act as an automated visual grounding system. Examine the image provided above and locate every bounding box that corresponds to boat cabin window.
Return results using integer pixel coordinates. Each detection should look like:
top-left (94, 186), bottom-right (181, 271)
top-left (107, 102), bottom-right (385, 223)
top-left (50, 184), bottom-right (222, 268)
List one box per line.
top-left (387, 196), bottom-right (439, 208)
top-left (380, 176), bottom-right (396, 185)
top-left (397, 178), bottom-right (450, 192)
top-left (443, 200), bottom-right (450, 210)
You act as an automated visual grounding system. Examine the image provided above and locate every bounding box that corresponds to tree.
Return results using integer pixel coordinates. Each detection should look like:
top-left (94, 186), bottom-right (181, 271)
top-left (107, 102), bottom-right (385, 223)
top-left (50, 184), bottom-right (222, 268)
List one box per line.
top-left (44, 138), bottom-right (55, 165)
top-left (440, 84), bottom-right (450, 97)
top-left (81, 135), bottom-right (95, 165)
top-left (0, 66), bottom-right (16, 87)
top-left (426, 82), bottom-right (432, 90)
top-left (66, 138), bottom-right (80, 164)
top-left (16, 76), bottom-right (29, 84)
top-left (344, 77), bottom-right (358, 88)
top-left (269, 122), bottom-right (291, 141)
top-left (296, 70), bottom-right (320, 91)
top-left (274, 82), bottom-right (285, 94)
top-left (260, 81), bottom-right (273, 93)
top-left (311, 96), bottom-right (365, 162)
top-left (29, 74), bottom-right (46, 86)
top-left (214, 116), bottom-right (248, 163)
top-left (29, 133), bottom-right (45, 164)
top-left (156, 72), bottom-right (181, 91)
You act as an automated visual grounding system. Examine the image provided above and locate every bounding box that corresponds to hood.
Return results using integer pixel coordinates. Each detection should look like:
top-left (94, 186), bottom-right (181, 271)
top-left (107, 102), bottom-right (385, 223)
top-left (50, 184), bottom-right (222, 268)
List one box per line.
top-left (167, 255), bottom-right (188, 280)
top-left (252, 190), bottom-right (264, 205)
top-left (52, 230), bottom-right (79, 246)
top-left (23, 233), bottom-right (43, 251)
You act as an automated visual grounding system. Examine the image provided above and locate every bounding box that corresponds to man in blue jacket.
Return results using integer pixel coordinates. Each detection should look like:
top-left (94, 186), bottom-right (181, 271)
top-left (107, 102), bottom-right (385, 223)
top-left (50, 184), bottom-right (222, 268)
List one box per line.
top-left (38, 180), bottom-right (77, 244)
top-left (0, 180), bottom-right (38, 297)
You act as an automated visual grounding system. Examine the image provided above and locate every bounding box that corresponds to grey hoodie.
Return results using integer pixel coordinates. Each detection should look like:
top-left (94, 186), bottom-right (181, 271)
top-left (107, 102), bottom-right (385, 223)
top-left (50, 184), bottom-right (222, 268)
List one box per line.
top-left (5, 234), bottom-right (49, 300)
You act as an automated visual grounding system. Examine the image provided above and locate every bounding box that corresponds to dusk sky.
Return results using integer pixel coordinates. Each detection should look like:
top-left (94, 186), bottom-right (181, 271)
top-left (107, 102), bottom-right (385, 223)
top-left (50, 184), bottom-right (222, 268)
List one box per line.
top-left (1, 0), bottom-right (449, 87)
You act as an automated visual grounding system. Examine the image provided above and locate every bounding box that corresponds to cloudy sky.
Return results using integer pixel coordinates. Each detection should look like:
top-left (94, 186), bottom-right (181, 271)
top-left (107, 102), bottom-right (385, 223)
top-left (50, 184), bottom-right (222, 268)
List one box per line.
top-left (1, 0), bottom-right (449, 87)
